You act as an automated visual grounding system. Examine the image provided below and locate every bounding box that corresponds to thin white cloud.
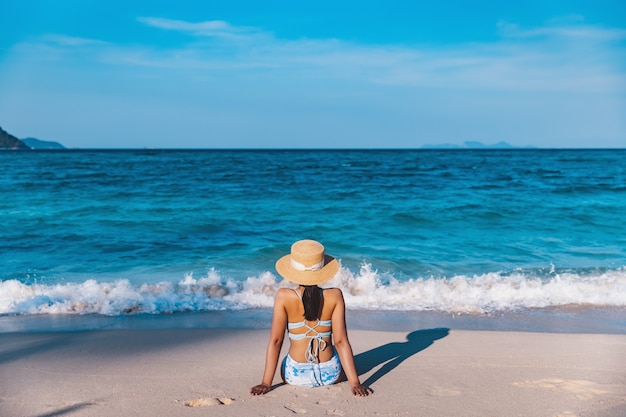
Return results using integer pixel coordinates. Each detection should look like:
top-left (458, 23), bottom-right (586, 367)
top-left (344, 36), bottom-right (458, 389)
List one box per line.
top-left (7, 17), bottom-right (626, 96)
top-left (137, 17), bottom-right (267, 41)
top-left (132, 18), bottom-right (624, 93)
top-left (498, 20), bottom-right (626, 42)
top-left (40, 34), bottom-right (110, 47)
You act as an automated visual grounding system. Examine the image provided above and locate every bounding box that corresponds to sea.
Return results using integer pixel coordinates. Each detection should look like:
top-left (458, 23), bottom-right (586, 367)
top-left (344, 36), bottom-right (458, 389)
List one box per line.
top-left (1, 149), bottom-right (625, 333)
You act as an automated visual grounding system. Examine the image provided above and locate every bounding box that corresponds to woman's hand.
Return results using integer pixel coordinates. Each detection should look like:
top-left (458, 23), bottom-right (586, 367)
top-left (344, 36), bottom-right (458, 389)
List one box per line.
top-left (351, 384), bottom-right (373, 396)
top-left (250, 384), bottom-right (271, 396)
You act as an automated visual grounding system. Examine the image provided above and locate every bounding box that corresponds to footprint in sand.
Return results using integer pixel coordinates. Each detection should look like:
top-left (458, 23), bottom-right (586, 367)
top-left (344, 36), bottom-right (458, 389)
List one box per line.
top-left (184, 397), bottom-right (234, 407)
top-left (426, 388), bottom-right (463, 397)
top-left (513, 378), bottom-right (612, 400)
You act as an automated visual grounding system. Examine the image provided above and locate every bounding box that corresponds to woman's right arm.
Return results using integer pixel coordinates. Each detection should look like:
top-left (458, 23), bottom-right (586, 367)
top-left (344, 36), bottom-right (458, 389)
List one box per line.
top-left (250, 290), bottom-right (288, 395)
top-left (331, 289), bottom-right (372, 396)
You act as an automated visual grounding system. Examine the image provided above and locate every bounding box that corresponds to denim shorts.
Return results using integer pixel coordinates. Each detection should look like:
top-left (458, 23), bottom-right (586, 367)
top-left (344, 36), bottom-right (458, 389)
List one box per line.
top-left (282, 350), bottom-right (342, 387)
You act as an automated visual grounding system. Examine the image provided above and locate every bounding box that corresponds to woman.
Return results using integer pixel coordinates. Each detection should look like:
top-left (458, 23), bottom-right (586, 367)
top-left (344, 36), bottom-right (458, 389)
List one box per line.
top-left (250, 240), bottom-right (372, 396)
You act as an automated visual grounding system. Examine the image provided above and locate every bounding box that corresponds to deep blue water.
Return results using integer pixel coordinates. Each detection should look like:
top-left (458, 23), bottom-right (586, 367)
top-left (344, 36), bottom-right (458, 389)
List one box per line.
top-left (1, 149), bottom-right (625, 316)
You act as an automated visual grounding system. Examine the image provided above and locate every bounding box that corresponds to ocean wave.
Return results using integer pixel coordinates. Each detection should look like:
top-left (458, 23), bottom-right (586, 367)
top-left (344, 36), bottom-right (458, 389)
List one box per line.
top-left (1, 265), bottom-right (625, 316)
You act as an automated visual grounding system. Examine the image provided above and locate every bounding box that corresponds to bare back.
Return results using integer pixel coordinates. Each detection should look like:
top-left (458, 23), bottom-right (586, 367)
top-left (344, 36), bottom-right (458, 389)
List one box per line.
top-left (278, 287), bottom-right (343, 363)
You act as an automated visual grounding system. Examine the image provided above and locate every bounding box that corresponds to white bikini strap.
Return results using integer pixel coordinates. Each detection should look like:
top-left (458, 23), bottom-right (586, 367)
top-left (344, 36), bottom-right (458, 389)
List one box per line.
top-left (302, 321), bottom-right (328, 363)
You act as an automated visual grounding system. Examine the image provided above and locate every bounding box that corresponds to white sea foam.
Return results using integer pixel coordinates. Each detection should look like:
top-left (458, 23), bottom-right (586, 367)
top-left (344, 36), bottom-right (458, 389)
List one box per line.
top-left (1, 265), bottom-right (625, 316)
top-left (333, 264), bottom-right (626, 313)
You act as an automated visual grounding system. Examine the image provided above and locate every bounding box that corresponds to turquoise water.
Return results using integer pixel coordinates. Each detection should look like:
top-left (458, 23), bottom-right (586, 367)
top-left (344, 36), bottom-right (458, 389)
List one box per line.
top-left (1, 149), bottom-right (625, 317)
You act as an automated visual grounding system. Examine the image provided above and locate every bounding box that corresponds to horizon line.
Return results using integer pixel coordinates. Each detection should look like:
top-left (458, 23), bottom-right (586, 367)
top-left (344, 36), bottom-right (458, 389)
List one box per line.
top-left (6, 147), bottom-right (626, 151)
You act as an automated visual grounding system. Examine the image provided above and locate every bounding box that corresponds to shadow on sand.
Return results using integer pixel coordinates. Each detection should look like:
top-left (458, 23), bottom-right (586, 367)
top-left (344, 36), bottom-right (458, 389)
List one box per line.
top-left (33, 402), bottom-right (95, 417)
top-left (354, 328), bottom-right (449, 387)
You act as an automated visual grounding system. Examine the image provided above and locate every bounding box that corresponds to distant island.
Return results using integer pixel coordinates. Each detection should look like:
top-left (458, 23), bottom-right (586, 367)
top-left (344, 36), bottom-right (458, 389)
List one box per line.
top-left (421, 141), bottom-right (536, 149)
top-left (3, 124), bottom-right (536, 150)
top-left (0, 126), bottom-right (65, 150)
top-left (21, 137), bottom-right (66, 149)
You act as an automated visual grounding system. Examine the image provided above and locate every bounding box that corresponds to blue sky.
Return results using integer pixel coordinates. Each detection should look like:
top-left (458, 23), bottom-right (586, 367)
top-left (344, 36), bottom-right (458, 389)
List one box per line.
top-left (1, 1), bottom-right (625, 148)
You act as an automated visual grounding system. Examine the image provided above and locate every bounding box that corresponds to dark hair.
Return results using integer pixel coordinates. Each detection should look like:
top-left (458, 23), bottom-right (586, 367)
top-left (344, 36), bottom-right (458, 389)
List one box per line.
top-left (302, 285), bottom-right (323, 321)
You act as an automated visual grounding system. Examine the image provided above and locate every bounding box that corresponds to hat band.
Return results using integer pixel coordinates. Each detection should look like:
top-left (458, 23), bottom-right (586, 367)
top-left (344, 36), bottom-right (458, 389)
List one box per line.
top-left (290, 258), bottom-right (325, 272)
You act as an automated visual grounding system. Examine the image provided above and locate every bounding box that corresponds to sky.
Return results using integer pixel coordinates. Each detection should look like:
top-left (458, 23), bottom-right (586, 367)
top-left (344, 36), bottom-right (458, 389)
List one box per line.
top-left (0, 1), bottom-right (625, 148)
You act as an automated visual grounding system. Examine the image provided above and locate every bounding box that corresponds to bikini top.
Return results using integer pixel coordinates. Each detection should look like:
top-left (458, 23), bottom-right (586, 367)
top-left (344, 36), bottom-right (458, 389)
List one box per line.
top-left (287, 288), bottom-right (333, 363)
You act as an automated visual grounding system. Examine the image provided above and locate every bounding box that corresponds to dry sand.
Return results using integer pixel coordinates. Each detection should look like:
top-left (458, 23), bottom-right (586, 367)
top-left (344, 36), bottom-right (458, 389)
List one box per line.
top-left (1, 328), bottom-right (625, 417)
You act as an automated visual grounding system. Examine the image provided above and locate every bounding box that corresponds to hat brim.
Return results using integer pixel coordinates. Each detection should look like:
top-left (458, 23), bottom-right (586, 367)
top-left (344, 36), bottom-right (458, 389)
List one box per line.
top-left (275, 254), bottom-right (339, 285)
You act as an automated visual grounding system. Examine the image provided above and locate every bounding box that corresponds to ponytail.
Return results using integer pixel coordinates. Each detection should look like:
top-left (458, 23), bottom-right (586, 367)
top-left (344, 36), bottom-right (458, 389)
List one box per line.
top-left (301, 285), bottom-right (323, 321)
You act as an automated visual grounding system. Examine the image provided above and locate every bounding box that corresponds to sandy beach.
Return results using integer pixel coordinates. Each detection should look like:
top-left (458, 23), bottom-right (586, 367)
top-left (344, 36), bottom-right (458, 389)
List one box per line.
top-left (1, 327), bottom-right (625, 417)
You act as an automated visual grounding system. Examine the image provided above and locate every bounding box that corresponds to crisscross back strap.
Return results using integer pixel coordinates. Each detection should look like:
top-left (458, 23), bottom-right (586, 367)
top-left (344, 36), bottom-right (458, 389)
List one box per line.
top-left (288, 289), bottom-right (332, 362)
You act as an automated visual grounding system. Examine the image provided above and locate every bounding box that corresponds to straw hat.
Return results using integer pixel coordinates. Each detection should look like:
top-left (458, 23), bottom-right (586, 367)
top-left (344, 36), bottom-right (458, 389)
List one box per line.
top-left (275, 240), bottom-right (339, 285)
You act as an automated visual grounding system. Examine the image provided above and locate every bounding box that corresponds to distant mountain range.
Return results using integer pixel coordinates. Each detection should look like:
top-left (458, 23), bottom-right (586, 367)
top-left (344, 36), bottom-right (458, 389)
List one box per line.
top-left (422, 141), bottom-right (535, 149)
top-left (0, 126), bottom-right (65, 150)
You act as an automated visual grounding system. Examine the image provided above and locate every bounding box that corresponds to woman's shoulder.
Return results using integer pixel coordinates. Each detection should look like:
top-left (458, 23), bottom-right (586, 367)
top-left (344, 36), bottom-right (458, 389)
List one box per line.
top-left (276, 287), bottom-right (297, 298)
top-left (322, 287), bottom-right (344, 299)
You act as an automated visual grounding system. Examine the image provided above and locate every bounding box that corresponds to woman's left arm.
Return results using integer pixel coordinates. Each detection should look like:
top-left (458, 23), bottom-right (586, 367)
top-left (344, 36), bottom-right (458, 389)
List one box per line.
top-left (250, 290), bottom-right (288, 395)
top-left (331, 289), bottom-right (373, 396)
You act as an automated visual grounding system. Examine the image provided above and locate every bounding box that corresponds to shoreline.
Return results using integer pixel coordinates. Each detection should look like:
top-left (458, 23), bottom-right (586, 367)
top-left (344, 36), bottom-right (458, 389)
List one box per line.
top-left (1, 306), bottom-right (625, 334)
top-left (1, 328), bottom-right (625, 416)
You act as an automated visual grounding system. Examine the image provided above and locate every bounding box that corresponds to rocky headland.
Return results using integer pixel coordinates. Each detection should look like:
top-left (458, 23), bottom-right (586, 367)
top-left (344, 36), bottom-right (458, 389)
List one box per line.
top-left (0, 126), bottom-right (30, 150)
top-left (0, 126), bottom-right (65, 150)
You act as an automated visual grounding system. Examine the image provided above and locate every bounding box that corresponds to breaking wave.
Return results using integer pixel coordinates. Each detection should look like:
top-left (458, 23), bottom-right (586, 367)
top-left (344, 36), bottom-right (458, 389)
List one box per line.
top-left (1, 265), bottom-right (625, 316)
